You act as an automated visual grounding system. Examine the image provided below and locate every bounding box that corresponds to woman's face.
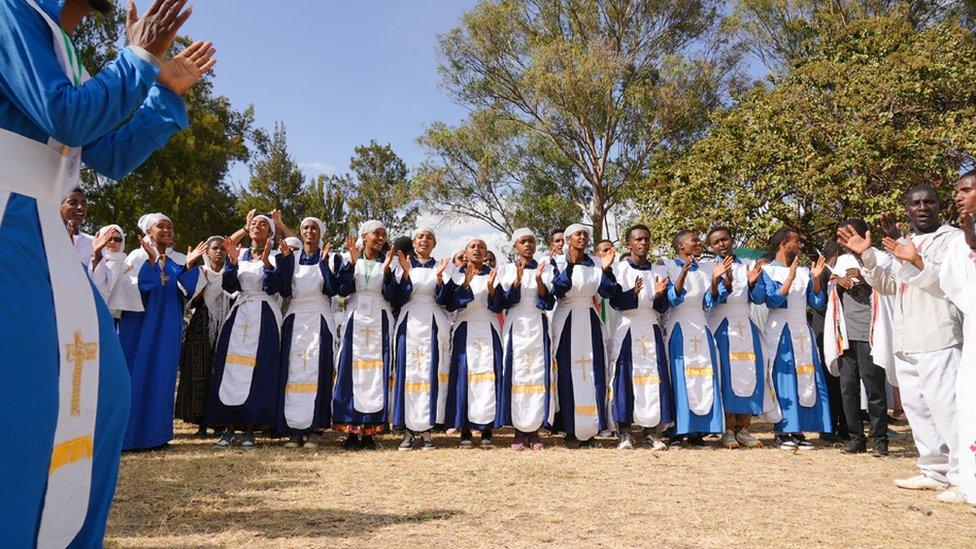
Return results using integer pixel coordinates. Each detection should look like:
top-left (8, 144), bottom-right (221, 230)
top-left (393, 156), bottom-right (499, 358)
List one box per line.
top-left (364, 228), bottom-right (387, 253)
top-left (466, 239), bottom-right (486, 264)
top-left (207, 240), bottom-right (226, 266)
top-left (301, 220), bottom-right (321, 248)
top-left (149, 220), bottom-right (174, 248)
top-left (413, 230), bottom-right (436, 257)
top-left (568, 230), bottom-right (589, 251)
top-left (249, 217), bottom-right (272, 243)
top-left (453, 251), bottom-right (465, 266)
top-left (105, 231), bottom-right (123, 253)
top-left (515, 235), bottom-right (536, 259)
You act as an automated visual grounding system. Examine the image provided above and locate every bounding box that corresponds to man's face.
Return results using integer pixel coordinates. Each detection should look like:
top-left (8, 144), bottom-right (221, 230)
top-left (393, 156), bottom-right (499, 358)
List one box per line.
top-left (627, 229), bottom-right (650, 259)
top-left (954, 177), bottom-right (976, 216)
top-left (906, 189), bottom-right (941, 232)
top-left (781, 231), bottom-right (801, 257)
top-left (61, 191), bottom-right (87, 226)
top-left (679, 234), bottom-right (702, 258)
top-left (550, 232), bottom-right (564, 255)
top-left (708, 230), bottom-right (733, 258)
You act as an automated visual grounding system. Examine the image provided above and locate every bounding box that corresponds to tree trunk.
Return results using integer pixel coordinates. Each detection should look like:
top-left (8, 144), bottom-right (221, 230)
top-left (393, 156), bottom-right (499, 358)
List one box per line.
top-left (590, 178), bottom-right (606, 242)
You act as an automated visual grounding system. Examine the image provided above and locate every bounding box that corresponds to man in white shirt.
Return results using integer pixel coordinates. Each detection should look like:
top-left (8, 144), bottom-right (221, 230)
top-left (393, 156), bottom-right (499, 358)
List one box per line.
top-left (61, 187), bottom-right (94, 267)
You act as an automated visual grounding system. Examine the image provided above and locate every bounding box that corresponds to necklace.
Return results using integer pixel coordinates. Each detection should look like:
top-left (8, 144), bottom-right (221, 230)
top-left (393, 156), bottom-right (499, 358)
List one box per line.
top-left (159, 254), bottom-right (169, 286)
top-left (363, 258), bottom-right (378, 284)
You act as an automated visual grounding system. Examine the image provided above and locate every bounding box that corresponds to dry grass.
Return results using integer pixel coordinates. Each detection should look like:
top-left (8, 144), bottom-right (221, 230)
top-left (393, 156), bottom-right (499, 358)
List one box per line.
top-left (106, 422), bottom-right (975, 548)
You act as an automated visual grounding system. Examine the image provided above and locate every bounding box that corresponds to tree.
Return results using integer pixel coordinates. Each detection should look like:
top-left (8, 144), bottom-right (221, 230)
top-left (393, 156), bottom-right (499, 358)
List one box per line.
top-left (304, 174), bottom-right (351, 247)
top-left (436, 0), bottom-right (735, 240)
top-left (237, 122), bottom-right (310, 224)
top-left (417, 110), bottom-right (583, 239)
top-left (75, 5), bottom-right (254, 244)
top-left (642, 15), bottom-right (976, 250)
top-left (335, 141), bottom-right (419, 237)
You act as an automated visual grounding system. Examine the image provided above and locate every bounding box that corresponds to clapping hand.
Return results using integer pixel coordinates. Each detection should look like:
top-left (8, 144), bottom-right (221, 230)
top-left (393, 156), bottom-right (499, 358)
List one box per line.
top-left (883, 236), bottom-right (921, 267)
top-left (880, 213), bottom-right (902, 239)
top-left (126, 0), bottom-right (193, 59)
top-left (810, 255), bottom-right (827, 278)
top-left (140, 236), bottom-right (158, 265)
top-left (260, 242), bottom-right (273, 269)
top-left (713, 255), bottom-right (734, 281)
top-left (396, 251), bottom-right (412, 278)
top-left (185, 241), bottom-right (207, 266)
top-left (747, 259), bottom-right (764, 285)
top-left (222, 237), bottom-right (238, 265)
top-left (634, 276), bottom-right (645, 296)
top-left (157, 40), bottom-right (217, 95)
top-left (487, 268), bottom-right (499, 298)
top-left (278, 239), bottom-right (293, 258)
top-left (600, 247), bottom-right (617, 270)
top-left (655, 276), bottom-right (669, 298)
top-left (462, 262), bottom-right (477, 287)
top-left (345, 235), bottom-right (360, 264)
top-left (837, 226), bottom-right (872, 254)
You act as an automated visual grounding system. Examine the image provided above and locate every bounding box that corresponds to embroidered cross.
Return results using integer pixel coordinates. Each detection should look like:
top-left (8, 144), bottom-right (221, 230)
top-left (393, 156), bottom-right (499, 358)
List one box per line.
top-left (518, 350), bottom-right (540, 377)
top-left (472, 339), bottom-right (490, 361)
top-left (65, 331), bottom-right (97, 417)
top-left (733, 321), bottom-right (748, 339)
top-left (411, 347), bottom-right (429, 365)
top-left (636, 335), bottom-right (654, 359)
top-left (301, 348), bottom-right (313, 370)
top-left (795, 333), bottom-right (810, 354)
top-left (240, 321), bottom-right (251, 344)
top-left (574, 356), bottom-right (593, 382)
top-left (688, 335), bottom-right (702, 355)
top-left (362, 325), bottom-right (375, 350)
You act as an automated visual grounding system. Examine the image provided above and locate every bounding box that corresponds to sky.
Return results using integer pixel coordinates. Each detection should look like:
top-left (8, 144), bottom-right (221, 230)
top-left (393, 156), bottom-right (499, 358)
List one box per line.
top-left (164, 0), bottom-right (507, 257)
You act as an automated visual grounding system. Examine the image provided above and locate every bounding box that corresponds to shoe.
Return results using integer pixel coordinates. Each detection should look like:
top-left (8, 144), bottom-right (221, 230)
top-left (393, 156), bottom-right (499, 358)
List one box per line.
top-left (398, 432), bottom-right (416, 452)
top-left (579, 438), bottom-right (595, 448)
top-left (565, 434), bottom-right (582, 449)
top-left (420, 431), bottom-right (436, 451)
top-left (617, 432), bottom-right (634, 450)
top-left (360, 435), bottom-right (377, 450)
top-left (668, 435), bottom-right (684, 447)
top-left (819, 432), bottom-right (844, 444)
top-left (937, 487), bottom-right (969, 504)
top-left (511, 431), bottom-right (526, 451)
top-left (872, 440), bottom-right (889, 457)
top-left (735, 429), bottom-right (762, 448)
top-left (214, 431), bottom-right (235, 448)
top-left (776, 435), bottom-right (797, 450)
top-left (721, 430), bottom-right (739, 449)
top-left (459, 430), bottom-right (474, 449)
top-left (793, 436), bottom-right (814, 451)
top-left (529, 432), bottom-right (544, 451)
top-left (240, 432), bottom-right (256, 449)
top-left (302, 439), bottom-right (319, 450)
top-left (644, 434), bottom-right (668, 451)
top-left (342, 433), bottom-right (360, 451)
top-left (887, 428), bottom-right (907, 442)
top-left (841, 438), bottom-right (867, 454)
top-left (894, 474), bottom-right (949, 491)
top-left (284, 436), bottom-right (301, 449)
top-left (686, 434), bottom-right (707, 449)
top-left (194, 426), bottom-right (209, 439)
top-left (479, 430), bottom-right (494, 449)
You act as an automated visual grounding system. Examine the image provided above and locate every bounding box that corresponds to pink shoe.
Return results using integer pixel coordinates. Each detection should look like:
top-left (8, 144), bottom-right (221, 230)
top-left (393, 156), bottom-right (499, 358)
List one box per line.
top-left (530, 432), bottom-right (544, 451)
top-left (511, 431), bottom-right (526, 451)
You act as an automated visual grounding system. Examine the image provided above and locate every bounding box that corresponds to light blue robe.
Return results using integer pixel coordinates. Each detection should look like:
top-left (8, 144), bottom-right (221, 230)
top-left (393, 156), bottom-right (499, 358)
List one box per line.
top-left (0, 0), bottom-right (187, 545)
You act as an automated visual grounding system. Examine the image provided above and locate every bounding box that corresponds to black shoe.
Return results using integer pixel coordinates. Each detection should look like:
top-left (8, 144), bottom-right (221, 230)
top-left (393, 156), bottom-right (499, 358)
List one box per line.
top-left (819, 432), bottom-right (844, 444)
top-left (398, 432), bottom-right (415, 451)
top-left (459, 429), bottom-right (474, 449)
top-left (841, 438), bottom-right (867, 454)
top-left (686, 434), bottom-right (707, 448)
top-left (360, 435), bottom-right (377, 450)
top-left (479, 429), bottom-right (494, 449)
top-left (194, 426), bottom-right (209, 439)
top-left (872, 440), bottom-right (889, 457)
top-left (420, 431), bottom-right (435, 451)
top-left (565, 434), bottom-right (582, 449)
top-left (342, 433), bottom-right (360, 451)
top-left (668, 435), bottom-right (684, 447)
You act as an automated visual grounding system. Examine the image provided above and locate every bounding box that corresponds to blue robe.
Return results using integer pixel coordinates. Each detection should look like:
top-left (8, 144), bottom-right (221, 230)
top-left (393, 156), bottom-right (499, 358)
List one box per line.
top-left (761, 269), bottom-right (831, 433)
top-left (118, 256), bottom-right (189, 450)
top-left (0, 0), bottom-right (187, 545)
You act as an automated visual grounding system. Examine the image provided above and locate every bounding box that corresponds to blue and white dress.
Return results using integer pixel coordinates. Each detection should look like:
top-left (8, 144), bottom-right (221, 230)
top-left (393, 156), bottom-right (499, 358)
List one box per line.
top-left (0, 0), bottom-right (188, 545)
top-left (205, 249), bottom-right (284, 428)
top-left (664, 258), bottom-right (725, 435)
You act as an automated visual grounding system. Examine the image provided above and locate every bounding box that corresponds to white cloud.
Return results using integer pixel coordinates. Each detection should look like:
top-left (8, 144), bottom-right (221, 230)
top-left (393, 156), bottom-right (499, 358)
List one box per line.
top-left (300, 161), bottom-right (337, 177)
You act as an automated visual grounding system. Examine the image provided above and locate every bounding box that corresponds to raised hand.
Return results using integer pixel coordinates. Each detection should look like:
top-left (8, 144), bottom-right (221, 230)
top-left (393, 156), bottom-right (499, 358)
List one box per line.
top-left (382, 248), bottom-right (395, 273)
top-left (514, 259), bottom-right (526, 286)
top-left (879, 213), bottom-right (902, 239)
top-left (655, 276), bottom-right (669, 297)
top-left (487, 268), bottom-right (499, 297)
top-left (535, 260), bottom-right (548, 279)
top-left (883, 236), bottom-right (921, 267)
top-left (278, 239), bottom-right (293, 257)
top-left (810, 255), bottom-right (827, 278)
top-left (601, 247), bottom-right (617, 270)
top-left (140, 236), bottom-right (158, 265)
top-left (126, 0), bottom-right (193, 60)
top-left (185, 241), bottom-right (207, 266)
top-left (260, 242), bottom-right (272, 269)
top-left (436, 258), bottom-right (450, 285)
top-left (319, 243), bottom-right (333, 263)
top-left (462, 262), bottom-right (477, 287)
top-left (92, 228), bottom-right (118, 255)
top-left (222, 237), bottom-right (238, 265)
top-left (789, 254), bottom-right (800, 275)
top-left (713, 255), bottom-right (734, 281)
top-left (747, 259), bottom-right (765, 285)
top-left (345, 235), bottom-right (360, 264)
top-left (837, 226), bottom-right (872, 255)
top-left (396, 250), bottom-right (411, 278)
top-left (634, 276), bottom-right (645, 296)
top-left (157, 40), bottom-right (216, 95)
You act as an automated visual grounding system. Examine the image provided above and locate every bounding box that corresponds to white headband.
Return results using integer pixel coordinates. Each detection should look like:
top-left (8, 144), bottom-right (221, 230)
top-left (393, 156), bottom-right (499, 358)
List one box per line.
top-left (412, 227), bottom-right (436, 240)
top-left (137, 213), bottom-right (171, 234)
top-left (97, 224), bottom-right (125, 248)
top-left (284, 236), bottom-right (303, 250)
top-left (251, 214), bottom-right (276, 238)
top-left (564, 223), bottom-right (591, 240)
top-left (357, 219), bottom-right (386, 249)
top-left (301, 216), bottom-right (326, 249)
top-left (510, 228), bottom-right (535, 248)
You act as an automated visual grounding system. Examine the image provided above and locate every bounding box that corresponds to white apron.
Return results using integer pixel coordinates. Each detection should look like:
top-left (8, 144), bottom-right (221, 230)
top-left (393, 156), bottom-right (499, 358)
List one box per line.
top-left (708, 259), bottom-right (762, 398)
top-left (218, 251), bottom-right (282, 407)
top-left (283, 260), bottom-right (337, 430)
top-left (499, 262), bottom-right (555, 432)
top-left (395, 263), bottom-right (450, 432)
top-left (342, 258), bottom-right (392, 414)
top-left (453, 270), bottom-right (502, 426)
top-left (763, 265), bottom-right (819, 408)
top-left (665, 260), bottom-right (717, 415)
top-left (0, 2), bottom-right (98, 546)
top-left (611, 261), bottom-right (666, 427)
top-left (552, 260), bottom-right (606, 441)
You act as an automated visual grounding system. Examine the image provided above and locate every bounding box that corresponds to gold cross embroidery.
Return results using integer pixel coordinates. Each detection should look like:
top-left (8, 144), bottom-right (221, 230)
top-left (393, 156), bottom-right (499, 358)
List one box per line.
top-left (517, 350), bottom-right (540, 377)
top-left (733, 321), bottom-right (748, 339)
top-left (362, 325), bottom-right (375, 350)
top-left (65, 331), bottom-right (97, 417)
top-left (574, 356), bottom-right (593, 382)
top-left (301, 348), bottom-right (313, 370)
top-left (636, 335), bottom-right (654, 359)
top-left (411, 347), bottom-right (429, 365)
top-left (240, 321), bottom-right (251, 344)
top-left (795, 333), bottom-right (810, 354)
top-left (688, 335), bottom-right (702, 355)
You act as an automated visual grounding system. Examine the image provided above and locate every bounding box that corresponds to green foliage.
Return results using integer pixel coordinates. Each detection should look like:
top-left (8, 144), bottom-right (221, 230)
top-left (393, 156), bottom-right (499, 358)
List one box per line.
top-left (436, 0), bottom-right (734, 240)
top-left (334, 140), bottom-right (419, 238)
top-left (237, 122), bottom-right (309, 225)
top-left (304, 174), bottom-right (351, 247)
top-left (643, 14), bottom-right (976, 251)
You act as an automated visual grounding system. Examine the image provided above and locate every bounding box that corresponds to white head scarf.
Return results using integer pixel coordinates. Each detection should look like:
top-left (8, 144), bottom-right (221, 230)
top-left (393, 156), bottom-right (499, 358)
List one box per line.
top-left (564, 223), bottom-right (591, 241)
top-left (284, 236), bottom-right (302, 251)
top-left (251, 214), bottom-right (276, 238)
top-left (510, 228), bottom-right (535, 248)
top-left (202, 235), bottom-right (226, 272)
top-left (301, 216), bottom-right (326, 250)
top-left (412, 227), bottom-right (436, 240)
top-left (96, 224), bottom-right (126, 262)
top-left (137, 213), bottom-right (171, 234)
top-left (357, 219), bottom-right (386, 250)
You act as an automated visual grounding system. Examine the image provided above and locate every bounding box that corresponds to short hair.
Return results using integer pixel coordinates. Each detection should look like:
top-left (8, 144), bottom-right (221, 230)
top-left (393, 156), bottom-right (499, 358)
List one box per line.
top-left (837, 218), bottom-right (868, 238)
top-left (392, 236), bottom-right (414, 256)
top-left (549, 229), bottom-right (564, 239)
top-left (903, 183), bottom-right (940, 205)
top-left (624, 223), bottom-right (651, 242)
top-left (671, 230), bottom-right (698, 251)
top-left (822, 241), bottom-right (843, 259)
top-left (760, 251), bottom-right (776, 263)
top-left (959, 169), bottom-right (976, 182)
top-left (706, 225), bottom-right (733, 243)
top-left (596, 238), bottom-right (613, 247)
top-left (768, 227), bottom-right (796, 252)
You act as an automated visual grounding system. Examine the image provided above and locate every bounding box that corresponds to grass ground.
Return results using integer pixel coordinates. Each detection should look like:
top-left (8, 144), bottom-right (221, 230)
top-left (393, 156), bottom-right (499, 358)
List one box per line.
top-left (106, 422), bottom-right (976, 548)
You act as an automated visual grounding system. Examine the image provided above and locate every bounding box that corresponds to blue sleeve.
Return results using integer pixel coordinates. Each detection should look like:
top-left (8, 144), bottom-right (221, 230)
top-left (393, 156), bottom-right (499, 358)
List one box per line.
top-left (336, 262), bottom-right (356, 297)
top-left (705, 280), bottom-right (729, 310)
top-left (666, 280), bottom-right (686, 308)
top-left (536, 291), bottom-right (555, 311)
top-left (0, 3), bottom-right (164, 146)
top-left (435, 279), bottom-right (450, 307)
top-left (597, 268), bottom-right (621, 301)
top-left (177, 265), bottom-right (201, 298)
top-left (762, 273), bottom-right (787, 309)
top-left (487, 284), bottom-right (505, 314)
top-left (382, 271), bottom-right (402, 306)
top-left (551, 264), bottom-right (573, 299)
top-left (452, 282), bottom-right (475, 311)
top-left (276, 254), bottom-right (295, 299)
top-left (807, 276), bottom-right (826, 309)
top-left (501, 282), bottom-right (521, 310)
top-left (80, 85), bottom-right (189, 179)
top-left (440, 279), bottom-right (462, 312)
top-left (319, 260), bottom-right (340, 297)
top-left (136, 260), bottom-right (161, 293)
top-left (610, 285), bottom-right (639, 311)
top-left (222, 263), bottom-right (241, 293)
top-left (653, 292), bottom-right (669, 314)
top-left (748, 277), bottom-right (766, 305)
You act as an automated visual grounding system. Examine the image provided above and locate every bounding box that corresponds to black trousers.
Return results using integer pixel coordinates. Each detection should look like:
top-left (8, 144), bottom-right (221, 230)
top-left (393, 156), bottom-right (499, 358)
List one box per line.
top-left (838, 340), bottom-right (888, 443)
